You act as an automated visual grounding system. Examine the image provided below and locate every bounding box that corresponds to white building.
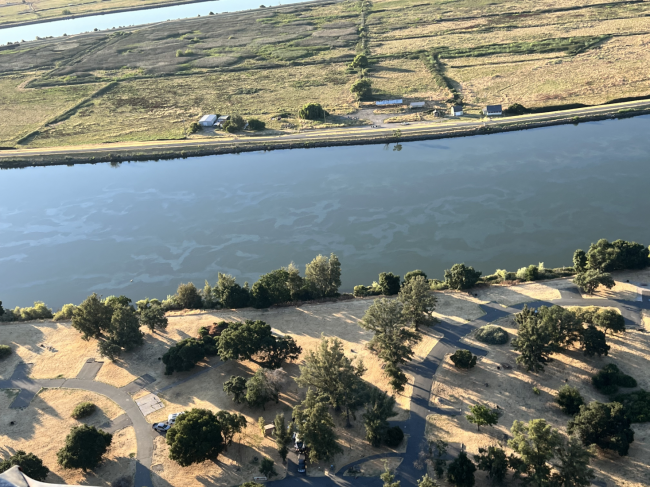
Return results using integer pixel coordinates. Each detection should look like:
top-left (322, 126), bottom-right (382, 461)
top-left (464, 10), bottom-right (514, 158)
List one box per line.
top-left (199, 114), bottom-right (217, 127)
top-left (450, 105), bottom-right (463, 116)
top-left (410, 101), bottom-right (425, 108)
top-left (483, 105), bottom-right (503, 116)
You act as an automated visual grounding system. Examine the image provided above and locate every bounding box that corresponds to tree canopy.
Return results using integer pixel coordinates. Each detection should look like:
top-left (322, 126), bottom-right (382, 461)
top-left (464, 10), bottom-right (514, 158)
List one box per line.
top-left (568, 402), bottom-right (634, 456)
top-left (398, 275), bottom-right (436, 329)
top-left (350, 79), bottom-right (372, 99)
top-left (299, 103), bottom-right (326, 120)
top-left (304, 253), bottom-right (341, 298)
top-left (444, 264), bottom-right (482, 290)
top-left (466, 404), bottom-right (498, 431)
top-left (573, 269), bottom-right (615, 295)
top-left (71, 293), bottom-right (112, 340)
top-left (362, 388), bottom-right (398, 447)
top-left (508, 419), bottom-right (561, 486)
top-left (167, 409), bottom-right (225, 466)
top-left (557, 385), bottom-right (584, 416)
top-left (57, 425), bottom-right (112, 472)
top-left (162, 336), bottom-right (217, 375)
top-left (447, 451), bottom-right (476, 487)
top-left (0, 451), bottom-right (49, 481)
top-left (450, 349), bottom-right (477, 369)
top-left (293, 389), bottom-right (342, 462)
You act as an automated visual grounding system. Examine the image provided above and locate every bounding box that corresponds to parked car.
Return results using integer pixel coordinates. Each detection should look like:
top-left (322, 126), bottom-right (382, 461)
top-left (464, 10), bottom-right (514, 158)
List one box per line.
top-left (297, 455), bottom-right (306, 474)
top-left (292, 432), bottom-right (304, 451)
top-left (152, 422), bottom-right (171, 433)
top-left (168, 411), bottom-right (186, 425)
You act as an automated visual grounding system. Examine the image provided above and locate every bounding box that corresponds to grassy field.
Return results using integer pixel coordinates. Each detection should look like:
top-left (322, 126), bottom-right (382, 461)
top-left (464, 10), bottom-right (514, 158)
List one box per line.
top-left (0, 0), bottom-right (649, 147)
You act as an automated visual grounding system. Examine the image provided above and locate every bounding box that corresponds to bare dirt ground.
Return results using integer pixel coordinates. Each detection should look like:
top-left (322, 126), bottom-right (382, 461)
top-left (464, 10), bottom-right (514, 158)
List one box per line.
top-left (427, 309), bottom-right (650, 487)
top-left (0, 388), bottom-right (135, 486)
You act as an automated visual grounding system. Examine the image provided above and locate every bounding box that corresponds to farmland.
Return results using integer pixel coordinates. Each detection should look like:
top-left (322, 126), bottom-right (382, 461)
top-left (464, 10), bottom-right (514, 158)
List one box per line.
top-left (0, 0), bottom-right (649, 148)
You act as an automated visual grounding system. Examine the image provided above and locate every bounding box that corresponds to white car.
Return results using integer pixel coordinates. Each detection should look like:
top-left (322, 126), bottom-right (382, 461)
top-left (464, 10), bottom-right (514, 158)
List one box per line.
top-left (168, 411), bottom-right (186, 425)
top-left (152, 422), bottom-right (171, 433)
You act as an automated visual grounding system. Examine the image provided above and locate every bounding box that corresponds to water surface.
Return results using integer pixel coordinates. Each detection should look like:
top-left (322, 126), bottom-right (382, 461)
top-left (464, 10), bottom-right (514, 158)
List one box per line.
top-left (1, 116), bottom-right (650, 308)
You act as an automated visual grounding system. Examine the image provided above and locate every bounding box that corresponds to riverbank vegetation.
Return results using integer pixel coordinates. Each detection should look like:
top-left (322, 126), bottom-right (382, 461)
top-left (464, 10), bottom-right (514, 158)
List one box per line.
top-left (2, 0), bottom-right (650, 148)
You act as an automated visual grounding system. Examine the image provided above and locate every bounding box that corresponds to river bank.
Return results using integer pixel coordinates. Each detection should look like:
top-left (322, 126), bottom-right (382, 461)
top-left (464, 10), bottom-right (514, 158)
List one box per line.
top-left (1, 104), bottom-right (649, 169)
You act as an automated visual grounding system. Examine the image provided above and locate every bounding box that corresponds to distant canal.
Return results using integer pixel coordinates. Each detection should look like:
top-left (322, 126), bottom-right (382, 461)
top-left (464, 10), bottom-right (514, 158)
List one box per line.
top-left (2, 115), bottom-right (650, 308)
top-left (0, 0), bottom-right (311, 44)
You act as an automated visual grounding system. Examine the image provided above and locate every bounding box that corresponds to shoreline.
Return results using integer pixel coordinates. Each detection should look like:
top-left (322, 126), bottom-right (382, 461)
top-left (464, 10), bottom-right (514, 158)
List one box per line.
top-left (1, 105), bottom-right (649, 168)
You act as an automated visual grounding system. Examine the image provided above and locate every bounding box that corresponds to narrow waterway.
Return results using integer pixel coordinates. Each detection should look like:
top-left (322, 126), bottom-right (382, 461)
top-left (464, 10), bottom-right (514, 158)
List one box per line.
top-left (1, 116), bottom-right (650, 308)
top-left (0, 0), bottom-right (310, 44)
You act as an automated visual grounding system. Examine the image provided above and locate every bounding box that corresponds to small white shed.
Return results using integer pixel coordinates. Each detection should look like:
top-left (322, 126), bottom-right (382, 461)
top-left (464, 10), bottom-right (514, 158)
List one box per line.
top-left (450, 105), bottom-right (463, 116)
top-left (199, 114), bottom-right (217, 127)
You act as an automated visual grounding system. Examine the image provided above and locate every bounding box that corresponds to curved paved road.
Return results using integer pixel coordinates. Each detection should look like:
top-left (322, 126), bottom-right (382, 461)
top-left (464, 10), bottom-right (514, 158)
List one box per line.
top-left (2, 282), bottom-right (648, 487)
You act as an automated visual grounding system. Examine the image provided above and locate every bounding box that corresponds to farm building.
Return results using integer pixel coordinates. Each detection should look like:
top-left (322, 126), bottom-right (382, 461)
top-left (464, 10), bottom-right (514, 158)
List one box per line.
top-left (376, 99), bottom-right (403, 106)
top-left (483, 105), bottom-right (503, 116)
top-left (450, 105), bottom-right (463, 116)
top-left (199, 114), bottom-right (217, 127)
top-left (410, 101), bottom-right (425, 108)
top-left (215, 115), bottom-right (230, 127)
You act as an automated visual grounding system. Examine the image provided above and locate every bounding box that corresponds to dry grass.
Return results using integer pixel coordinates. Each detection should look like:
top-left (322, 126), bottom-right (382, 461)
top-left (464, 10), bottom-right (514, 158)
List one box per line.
top-left (0, 388), bottom-right (135, 486)
top-left (474, 279), bottom-right (574, 306)
top-left (427, 310), bottom-right (650, 487)
top-left (343, 456), bottom-right (403, 477)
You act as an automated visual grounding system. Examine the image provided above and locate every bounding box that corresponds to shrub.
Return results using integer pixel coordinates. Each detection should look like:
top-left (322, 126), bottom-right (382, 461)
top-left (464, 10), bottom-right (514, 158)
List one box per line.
top-left (505, 103), bottom-right (528, 115)
top-left (62, 8), bottom-right (71, 14)
top-left (450, 349), bottom-right (477, 369)
top-left (444, 264), bottom-right (482, 290)
top-left (568, 401), bottom-right (634, 456)
top-left (162, 336), bottom-right (216, 375)
top-left (430, 279), bottom-right (449, 290)
top-left (592, 364), bottom-right (637, 395)
top-left (299, 103), bottom-right (326, 120)
top-left (53, 304), bottom-right (77, 321)
top-left (350, 79), bottom-right (372, 100)
top-left (613, 390), bottom-right (650, 423)
top-left (0, 345), bottom-right (11, 359)
top-left (557, 385), bottom-right (584, 415)
top-left (0, 301), bottom-right (53, 322)
top-left (475, 325), bottom-right (508, 345)
top-left (223, 115), bottom-right (245, 133)
top-left (188, 122), bottom-right (200, 134)
top-left (403, 269), bottom-right (427, 284)
top-left (378, 272), bottom-right (401, 295)
top-left (248, 119), bottom-right (266, 131)
top-left (384, 426), bottom-right (404, 447)
top-left (516, 265), bottom-right (539, 281)
top-left (259, 458), bottom-right (277, 478)
top-left (350, 54), bottom-right (368, 68)
top-left (71, 402), bottom-right (96, 419)
top-left (532, 386), bottom-right (541, 395)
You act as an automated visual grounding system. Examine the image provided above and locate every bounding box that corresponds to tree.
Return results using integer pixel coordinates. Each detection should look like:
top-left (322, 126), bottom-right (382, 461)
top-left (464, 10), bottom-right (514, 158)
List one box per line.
top-left (444, 264), bottom-right (482, 290)
top-left (272, 413), bottom-right (292, 461)
top-left (398, 276), bottom-right (436, 329)
top-left (350, 53), bottom-right (368, 69)
top-left (137, 299), bottom-right (168, 332)
top-left (417, 474), bottom-right (438, 487)
top-left (250, 281), bottom-right (272, 308)
top-left (245, 368), bottom-right (282, 409)
top-left (248, 119), bottom-right (266, 131)
top-left (574, 270), bottom-right (615, 295)
top-left (350, 78), bottom-right (372, 100)
top-left (223, 375), bottom-right (248, 404)
top-left (378, 272), bottom-right (401, 295)
top-left (256, 269), bottom-right (292, 305)
top-left (552, 436), bottom-right (595, 487)
top-left (174, 282), bottom-right (203, 309)
top-left (593, 309), bottom-right (625, 334)
top-left (163, 337), bottom-right (210, 375)
top-left (447, 451), bottom-right (476, 487)
top-left (474, 446), bottom-right (508, 485)
top-left (506, 103), bottom-right (528, 115)
top-left (450, 349), bottom-right (477, 369)
top-left (363, 388), bottom-right (397, 446)
top-left (293, 389), bottom-right (342, 462)
top-left (223, 114), bottom-right (245, 133)
top-left (296, 336), bottom-right (366, 425)
top-left (0, 300), bottom-right (4, 316)
top-left (466, 404), bottom-right (498, 431)
top-left (0, 451), bottom-right (49, 480)
top-left (100, 304), bottom-right (144, 359)
top-left (299, 103), bottom-right (326, 120)
top-left (512, 309), bottom-right (554, 372)
top-left (167, 409), bottom-right (224, 466)
top-left (580, 325), bottom-right (610, 357)
top-left (72, 293), bottom-right (112, 340)
top-left (556, 385), bottom-right (584, 415)
top-left (215, 411), bottom-right (247, 451)
top-left (586, 239), bottom-right (649, 271)
top-left (404, 269), bottom-right (427, 284)
top-left (537, 305), bottom-right (582, 349)
top-left (304, 253), bottom-right (341, 298)
top-left (573, 249), bottom-right (587, 273)
top-left (215, 273), bottom-right (250, 308)
top-left (508, 419), bottom-right (561, 486)
top-left (57, 425), bottom-right (112, 472)
top-left (259, 458), bottom-right (277, 478)
top-left (381, 465), bottom-right (401, 487)
top-left (568, 401), bottom-right (634, 456)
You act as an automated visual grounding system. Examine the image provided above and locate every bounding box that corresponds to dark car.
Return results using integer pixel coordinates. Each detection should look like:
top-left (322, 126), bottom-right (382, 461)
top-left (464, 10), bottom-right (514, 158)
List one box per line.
top-left (297, 455), bottom-right (306, 474)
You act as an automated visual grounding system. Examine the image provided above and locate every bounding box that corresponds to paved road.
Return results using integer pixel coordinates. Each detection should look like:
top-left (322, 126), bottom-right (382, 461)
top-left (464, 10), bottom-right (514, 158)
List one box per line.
top-left (2, 282), bottom-right (648, 487)
top-left (1, 100), bottom-right (649, 162)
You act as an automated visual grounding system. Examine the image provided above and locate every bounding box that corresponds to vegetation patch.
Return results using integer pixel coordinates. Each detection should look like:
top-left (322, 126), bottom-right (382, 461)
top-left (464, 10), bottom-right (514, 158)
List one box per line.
top-left (591, 364), bottom-right (637, 395)
top-left (475, 325), bottom-right (509, 345)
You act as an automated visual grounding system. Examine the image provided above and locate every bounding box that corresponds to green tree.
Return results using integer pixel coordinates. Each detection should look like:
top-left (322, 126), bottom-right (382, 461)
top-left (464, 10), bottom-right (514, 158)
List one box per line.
top-left (57, 425), bottom-right (112, 472)
top-left (381, 465), bottom-right (401, 487)
top-left (163, 337), bottom-right (209, 375)
top-left (593, 309), bottom-right (625, 334)
top-left (447, 451), bottom-right (476, 487)
top-left (293, 389), bottom-right (342, 462)
top-left (586, 239), bottom-right (649, 271)
top-left (215, 273), bottom-right (250, 308)
top-left (72, 293), bottom-right (112, 340)
top-left (0, 451), bottom-right (49, 481)
top-left (466, 404), bottom-right (498, 431)
top-left (260, 458), bottom-right (277, 478)
top-left (167, 409), bottom-right (224, 466)
top-left (0, 300), bottom-right (3, 316)
top-left (250, 281), bottom-right (272, 308)
top-left (350, 54), bottom-right (368, 68)
top-left (223, 375), bottom-right (248, 404)
top-left (417, 474), bottom-right (438, 487)
top-left (378, 272), bottom-right (401, 295)
top-left (552, 436), bottom-right (595, 487)
top-left (362, 388), bottom-right (397, 447)
top-left (137, 298), bottom-right (168, 332)
top-left (568, 401), bottom-right (634, 456)
top-left (404, 269), bottom-right (427, 284)
top-left (272, 413), bottom-right (292, 461)
top-left (537, 305), bottom-right (582, 349)
top-left (350, 78), bottom-right (372, 100)
top-left (398, 275), bottom-right (436, 329)
top-left (175, 282), bottom-right (203, 309)
top-left (573, 270), bottom-right (615, 295)
top-left (573, 249), bottom-right (587, 273)
top-left (450, 349), bottom-right (477, 369)
top-left (102, 304), bottom-right (144, 358)
top-left (304, 253), bottom-right (341, 298)
top-left (580, 325), bottom-right (610, 357)
top-left (556, 385), bottom-right (584, 415)
top-left (248, 119), bottom-right (266, 131)
top-left (444, 264), bottom-right (482, 290)
top-left (215, 411), bottom-right (247, 451)
top-left (245, 368), bottom-right (282, 409)
top-left (508, 419), bottom-right (561, 487)
top-left (506, 103), bottom-right (528, 115)
top-left (296, 335), bottom-right (366, 426)
top-left (512, 309), bottom-right (554, 372)
top-left (224, 114), bottom-right (246, 133)
top-left (299, 103), bottom-right (326, 120)
top-left (474, 446), bottom-right (508, 485)
top-left (256, 269), bottom-right (292, 305)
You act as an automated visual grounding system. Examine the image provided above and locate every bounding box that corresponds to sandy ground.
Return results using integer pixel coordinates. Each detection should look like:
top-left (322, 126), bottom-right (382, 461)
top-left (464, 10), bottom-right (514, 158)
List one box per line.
top-left (0, 388), bottom-right (135, 486)
top-left (427, 310), bottom-right (650, 487)
top-left (474, 279), bottom-right (574, 306)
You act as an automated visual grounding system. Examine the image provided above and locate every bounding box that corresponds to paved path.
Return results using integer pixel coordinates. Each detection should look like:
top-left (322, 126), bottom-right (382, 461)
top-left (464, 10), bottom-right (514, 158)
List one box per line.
top-left (2, 281), bottom-right (648, 487)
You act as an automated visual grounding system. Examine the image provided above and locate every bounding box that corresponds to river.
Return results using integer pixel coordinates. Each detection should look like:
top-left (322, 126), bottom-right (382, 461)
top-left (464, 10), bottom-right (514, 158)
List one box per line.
top-left (0, 0), bottom-right (310, 44)
top-left (1, 116), bottom-right (650, 309)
